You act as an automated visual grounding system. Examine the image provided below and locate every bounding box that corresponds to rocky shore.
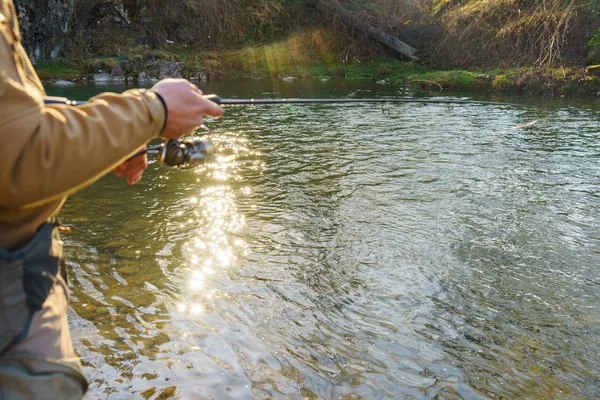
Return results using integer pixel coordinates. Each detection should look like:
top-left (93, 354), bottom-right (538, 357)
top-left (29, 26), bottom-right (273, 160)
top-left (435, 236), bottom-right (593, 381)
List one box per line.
top-left (88, 58), bottom-right (207, 85)
top-left (43, 58), bottom-right (600, 99)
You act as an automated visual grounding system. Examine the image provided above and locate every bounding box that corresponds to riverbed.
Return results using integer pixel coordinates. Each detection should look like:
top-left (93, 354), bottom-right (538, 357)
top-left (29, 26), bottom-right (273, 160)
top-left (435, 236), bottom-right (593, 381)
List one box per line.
top-left (48, 79), bottom-right (600, 399)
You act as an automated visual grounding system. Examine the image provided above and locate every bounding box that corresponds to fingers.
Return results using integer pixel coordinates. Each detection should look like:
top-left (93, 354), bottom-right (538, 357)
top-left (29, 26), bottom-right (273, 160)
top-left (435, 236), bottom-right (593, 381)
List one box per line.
top-left (57, 225), bottom-right (72, 233)
top-left (126, 170), bottom-right (144, 185)
top-left (189, 84), bottom-right (223, 117)
top-left (189, 85), bottom-right (224, 118)
top-left (114, 153), bottom-right (147, 177)
top-left (152, 79), bottom-right (224, 139)
top-left (114, 145), bottom-right (148, 185)
top-left (196, 92), bottom-right (225, 118)
top-left (190, 82), bottom-right (202, 94)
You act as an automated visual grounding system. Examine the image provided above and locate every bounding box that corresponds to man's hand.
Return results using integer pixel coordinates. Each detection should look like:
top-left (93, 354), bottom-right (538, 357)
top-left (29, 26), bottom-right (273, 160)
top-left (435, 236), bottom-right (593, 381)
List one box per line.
top-left (114, 145), bottom-right (147, 185)
top-left (151, 79), bottom-right (224, 140)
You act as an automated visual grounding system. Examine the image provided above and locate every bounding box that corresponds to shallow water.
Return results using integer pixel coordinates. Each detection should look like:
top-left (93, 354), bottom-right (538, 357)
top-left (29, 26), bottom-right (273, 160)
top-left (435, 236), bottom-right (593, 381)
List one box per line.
top-left (49, 79), bottom-right (600, 399)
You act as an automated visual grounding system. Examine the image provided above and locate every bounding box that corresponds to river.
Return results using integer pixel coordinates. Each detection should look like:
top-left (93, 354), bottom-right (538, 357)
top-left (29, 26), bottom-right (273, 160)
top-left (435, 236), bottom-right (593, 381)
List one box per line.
top-left (47, 79), bottom-right (600, 399)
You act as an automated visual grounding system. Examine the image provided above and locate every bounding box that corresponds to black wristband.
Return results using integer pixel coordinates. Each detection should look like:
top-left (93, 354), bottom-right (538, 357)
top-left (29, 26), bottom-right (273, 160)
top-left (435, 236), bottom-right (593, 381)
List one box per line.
top-left (153, 91), bottom-right (168, 135)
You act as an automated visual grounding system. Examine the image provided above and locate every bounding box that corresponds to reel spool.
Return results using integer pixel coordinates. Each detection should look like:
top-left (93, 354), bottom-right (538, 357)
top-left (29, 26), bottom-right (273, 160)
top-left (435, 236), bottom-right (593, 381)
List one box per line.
top-left (155, 137), bottom-right (214, 168)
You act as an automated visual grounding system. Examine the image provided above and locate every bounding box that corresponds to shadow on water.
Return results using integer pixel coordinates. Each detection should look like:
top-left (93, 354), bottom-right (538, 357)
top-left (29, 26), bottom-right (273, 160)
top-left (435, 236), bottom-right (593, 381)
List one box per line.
top-left (48, 79), bottom-right (600, 399)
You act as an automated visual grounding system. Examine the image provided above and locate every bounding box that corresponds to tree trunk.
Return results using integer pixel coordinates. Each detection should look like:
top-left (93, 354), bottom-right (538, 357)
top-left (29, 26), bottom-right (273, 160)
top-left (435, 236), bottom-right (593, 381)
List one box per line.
top-left (305, 0), bottom-right (419, 61)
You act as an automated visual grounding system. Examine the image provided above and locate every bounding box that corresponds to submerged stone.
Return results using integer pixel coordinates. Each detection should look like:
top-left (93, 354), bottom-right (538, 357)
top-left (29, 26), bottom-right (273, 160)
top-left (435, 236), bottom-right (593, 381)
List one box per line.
top-left (53, 79), bottom-right (75, 86)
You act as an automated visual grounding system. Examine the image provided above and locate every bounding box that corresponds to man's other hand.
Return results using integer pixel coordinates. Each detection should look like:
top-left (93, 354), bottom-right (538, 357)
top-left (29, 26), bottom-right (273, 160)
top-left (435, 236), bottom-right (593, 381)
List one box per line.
top-left (151, 79), bottom-right (224, 140)
top-left (114, 145), bottom-right (147, 185)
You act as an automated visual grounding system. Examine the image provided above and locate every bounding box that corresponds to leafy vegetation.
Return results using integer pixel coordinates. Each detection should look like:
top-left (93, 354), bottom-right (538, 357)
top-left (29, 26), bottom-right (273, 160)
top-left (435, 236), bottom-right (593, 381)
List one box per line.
top-left (588, 27), bottom-right (600, 50)
top-left (14, 0), bottom-right (600, 95)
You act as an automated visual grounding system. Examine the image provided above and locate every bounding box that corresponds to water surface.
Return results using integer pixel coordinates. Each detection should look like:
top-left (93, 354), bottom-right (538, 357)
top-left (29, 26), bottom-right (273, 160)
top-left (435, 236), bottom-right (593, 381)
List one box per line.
top-left (49, 79), bottom-right (600, 399)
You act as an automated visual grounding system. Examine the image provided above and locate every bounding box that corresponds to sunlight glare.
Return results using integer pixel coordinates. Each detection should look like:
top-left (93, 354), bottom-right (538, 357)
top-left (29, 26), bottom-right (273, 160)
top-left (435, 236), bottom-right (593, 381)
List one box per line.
top-left (190, 304), bottom-right (204, 315)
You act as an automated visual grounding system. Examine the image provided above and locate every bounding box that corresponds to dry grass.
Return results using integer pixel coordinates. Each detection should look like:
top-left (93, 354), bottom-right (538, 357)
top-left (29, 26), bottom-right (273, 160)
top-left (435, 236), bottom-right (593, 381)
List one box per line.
top-left (204, 26), bottom-right (370, 78)
top-left (337, 0), bottom-right (597, 68)
top-left (431, 0), bottom-right (596, 68)
top-left (181, 0), bottom-right (288, 45)
top-left (64, 0), bottom-right (600, 70)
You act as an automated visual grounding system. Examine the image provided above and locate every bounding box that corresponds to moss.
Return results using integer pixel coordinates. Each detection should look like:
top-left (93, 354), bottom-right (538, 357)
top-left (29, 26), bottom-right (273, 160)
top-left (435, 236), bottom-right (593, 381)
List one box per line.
top-left (82, 57), bottom-right (119, 73)
top-left (34, 62), bottom-right (81, 80)
top-left (492, 74), bottom-right (508, 89)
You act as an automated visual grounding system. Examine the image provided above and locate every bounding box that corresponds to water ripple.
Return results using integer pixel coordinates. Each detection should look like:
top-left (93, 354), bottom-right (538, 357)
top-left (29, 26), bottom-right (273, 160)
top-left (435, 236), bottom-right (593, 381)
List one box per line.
top-left (58, 82), bottom-right (600, 399)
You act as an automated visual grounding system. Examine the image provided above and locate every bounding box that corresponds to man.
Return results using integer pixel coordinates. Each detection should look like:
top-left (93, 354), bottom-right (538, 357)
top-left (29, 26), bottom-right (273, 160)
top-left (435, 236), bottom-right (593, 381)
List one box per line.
top-left (0, 0), bottom-right (223, 397)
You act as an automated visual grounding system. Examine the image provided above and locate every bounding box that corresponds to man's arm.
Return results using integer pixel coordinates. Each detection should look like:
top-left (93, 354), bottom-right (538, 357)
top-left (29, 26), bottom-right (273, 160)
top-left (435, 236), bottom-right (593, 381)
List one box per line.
top-left (0, 71), bottom-right (166, 208)
top-left (0, 3), bottom-right (223, 209)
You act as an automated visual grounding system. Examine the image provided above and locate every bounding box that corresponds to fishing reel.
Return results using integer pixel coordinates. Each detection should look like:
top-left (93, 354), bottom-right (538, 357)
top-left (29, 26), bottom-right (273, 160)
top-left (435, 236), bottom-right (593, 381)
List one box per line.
top-left (43, 96), bottom-right (216, 168)
top-left (147, 137), bottom-right (214, 168)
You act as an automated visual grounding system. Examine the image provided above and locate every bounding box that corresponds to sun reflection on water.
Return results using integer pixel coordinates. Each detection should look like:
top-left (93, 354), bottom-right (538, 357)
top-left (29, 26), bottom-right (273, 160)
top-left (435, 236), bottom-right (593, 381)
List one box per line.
top-left (175, 151), bottom-right (249, 319)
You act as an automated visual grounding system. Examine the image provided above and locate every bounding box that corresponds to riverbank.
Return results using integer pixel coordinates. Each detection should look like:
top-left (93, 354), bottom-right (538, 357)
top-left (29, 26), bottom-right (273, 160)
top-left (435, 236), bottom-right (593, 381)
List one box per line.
top-left (34, 30), bottom-right (600, 98)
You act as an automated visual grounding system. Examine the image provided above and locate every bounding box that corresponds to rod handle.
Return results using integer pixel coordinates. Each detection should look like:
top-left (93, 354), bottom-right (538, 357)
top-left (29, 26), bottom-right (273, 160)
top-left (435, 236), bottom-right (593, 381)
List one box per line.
top-left (203, 94), bottom-right (221, 105)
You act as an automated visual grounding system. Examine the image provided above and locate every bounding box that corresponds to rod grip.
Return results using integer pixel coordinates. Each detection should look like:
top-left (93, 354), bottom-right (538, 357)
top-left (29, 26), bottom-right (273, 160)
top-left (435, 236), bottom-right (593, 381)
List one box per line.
top-left (203, 94), bottom-right (221, 105)
top-left (43, 96), bottom-right (85, 106)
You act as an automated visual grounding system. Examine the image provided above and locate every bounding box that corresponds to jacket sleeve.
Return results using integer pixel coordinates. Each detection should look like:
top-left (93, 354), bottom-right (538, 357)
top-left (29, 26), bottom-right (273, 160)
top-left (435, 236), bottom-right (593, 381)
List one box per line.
top-left (0, 71), bottom-right (166, 209)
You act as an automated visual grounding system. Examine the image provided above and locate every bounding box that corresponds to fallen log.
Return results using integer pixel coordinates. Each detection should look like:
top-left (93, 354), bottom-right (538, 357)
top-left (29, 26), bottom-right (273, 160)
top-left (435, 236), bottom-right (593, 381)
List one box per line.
top-left (305, 0), bottom-right (419, 61)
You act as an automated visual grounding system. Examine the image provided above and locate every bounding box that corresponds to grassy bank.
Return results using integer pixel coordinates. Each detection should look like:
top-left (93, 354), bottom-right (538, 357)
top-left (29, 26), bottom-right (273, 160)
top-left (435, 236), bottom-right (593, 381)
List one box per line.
top-left (35, 29), bottom-right (600, 97)
top-left (35, 62), bottom-right (82, 80)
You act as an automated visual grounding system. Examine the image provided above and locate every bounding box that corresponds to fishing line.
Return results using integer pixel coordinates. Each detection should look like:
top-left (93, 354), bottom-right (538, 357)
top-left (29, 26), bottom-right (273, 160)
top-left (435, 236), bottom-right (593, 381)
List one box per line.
top-left (202, 95), bottom-right (524, 108)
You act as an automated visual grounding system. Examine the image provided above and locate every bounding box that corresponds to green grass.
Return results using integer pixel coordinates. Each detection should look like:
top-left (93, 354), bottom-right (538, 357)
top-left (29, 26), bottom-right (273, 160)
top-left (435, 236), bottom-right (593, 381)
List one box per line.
top-left (589, 27), bottom-right (600, 50)
top-left (34, 62), bottom-right (81, 80)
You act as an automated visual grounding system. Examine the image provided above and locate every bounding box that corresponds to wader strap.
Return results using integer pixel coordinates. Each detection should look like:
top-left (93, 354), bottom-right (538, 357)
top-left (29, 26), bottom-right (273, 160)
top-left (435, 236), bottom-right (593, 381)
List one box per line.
top-left (0, 223), bottom-right (64, 355)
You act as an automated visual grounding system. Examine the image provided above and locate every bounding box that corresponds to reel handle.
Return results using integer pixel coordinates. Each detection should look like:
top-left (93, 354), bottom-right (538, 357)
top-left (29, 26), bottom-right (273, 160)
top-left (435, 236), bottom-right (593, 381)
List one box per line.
top-left (134, 137), bottom-right (214, 168)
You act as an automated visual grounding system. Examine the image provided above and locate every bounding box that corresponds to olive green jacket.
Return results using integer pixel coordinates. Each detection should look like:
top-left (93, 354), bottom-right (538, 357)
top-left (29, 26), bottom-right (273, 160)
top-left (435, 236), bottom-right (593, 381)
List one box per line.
top-left (0, 0), bottom-right (165, 250)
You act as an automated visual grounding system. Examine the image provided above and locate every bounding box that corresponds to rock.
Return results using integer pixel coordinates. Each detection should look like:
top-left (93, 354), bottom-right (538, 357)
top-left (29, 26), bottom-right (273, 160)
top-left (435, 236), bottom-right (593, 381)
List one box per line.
top-left (16, 0), bottom-right (76, 62)
top-left (185, 67), bottom-right (208, 82)
top-left (122, 55), bottom-right (144, 74)
top-left (158, 61), bottom-right (184, 79)
top-left (93, 72), bottom-right (112, 83)
top-left (138, 71), bottom-right (157, 84)
top-left (53, 79), bottom-right (75, 86)
top-left (188, 72), bottom-right (207, 82)
top-left (110, 63), bottom-right (126, 82)
top-left (143, 60), bottom-right (185, 80)
top-left (144, 60), bottom-right (165, 80)
top-left (89, 59), bottom-right (207, 84)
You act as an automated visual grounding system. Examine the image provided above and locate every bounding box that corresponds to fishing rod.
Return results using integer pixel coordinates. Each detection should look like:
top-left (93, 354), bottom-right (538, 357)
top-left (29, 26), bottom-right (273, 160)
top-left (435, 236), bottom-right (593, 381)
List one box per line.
top-left (201, 94), bottom-right (520, 108)
top-left (44, 94), bottom-right (520, 108)
top-left (44, 94), bottom-right (519, 168)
